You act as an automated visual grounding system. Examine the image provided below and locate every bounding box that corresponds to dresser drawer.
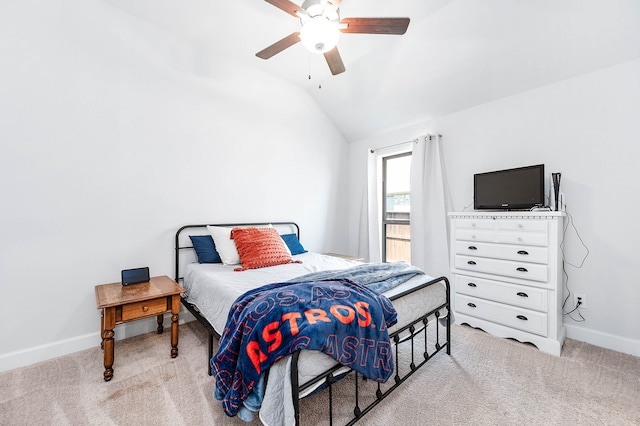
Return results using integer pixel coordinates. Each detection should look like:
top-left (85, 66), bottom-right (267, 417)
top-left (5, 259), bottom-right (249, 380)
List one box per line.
top-left (122, 297), bottom-right (168, 321)
top-left (495, 230), bottom-right (548, 247)
top-left (456, 294), bottom-right (548, 336)
top-left (454, 219), bottom-right (495, 231)
top-left (455, 229), bottom-right (548, 246)
top-left (453, 218), bottom-right (549, 247)
top-left (495, 220), bottom-right (548, 233)
top-left (455, 275), bottom-right (548, 312)
top-left (454, 241), bottom-right (549, 264)
top-left (455, 255), bottom-right (548, 283)
top-left (454, 228), bottom-right (495, 243)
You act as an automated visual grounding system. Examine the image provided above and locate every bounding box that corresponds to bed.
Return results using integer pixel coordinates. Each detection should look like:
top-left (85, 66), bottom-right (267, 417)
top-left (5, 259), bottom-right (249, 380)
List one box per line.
top-left (175, 222), bottom-right (450, 425)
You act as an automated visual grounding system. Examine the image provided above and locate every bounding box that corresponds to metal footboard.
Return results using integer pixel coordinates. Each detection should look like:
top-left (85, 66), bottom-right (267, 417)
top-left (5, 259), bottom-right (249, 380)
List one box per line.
top-left (291, 276), bottom-right (451, 425)
top-left (181, 273), bottom-right (450, 423)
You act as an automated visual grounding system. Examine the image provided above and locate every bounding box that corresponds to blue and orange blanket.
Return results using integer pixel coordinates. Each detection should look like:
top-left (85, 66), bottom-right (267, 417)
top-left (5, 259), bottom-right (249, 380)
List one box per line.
top-left (212, 262), bottom-right (425, 419)
top-left (212, 276), bottom-right (401, 418)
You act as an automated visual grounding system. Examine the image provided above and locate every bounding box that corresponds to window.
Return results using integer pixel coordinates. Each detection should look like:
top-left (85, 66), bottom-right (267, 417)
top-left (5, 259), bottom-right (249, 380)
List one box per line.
top-left (382, 152), bottom-right (411, 263)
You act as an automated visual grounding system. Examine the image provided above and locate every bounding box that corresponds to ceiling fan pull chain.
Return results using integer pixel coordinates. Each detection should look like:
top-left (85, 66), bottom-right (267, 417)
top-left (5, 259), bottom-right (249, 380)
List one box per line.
top-left (307, 54), bottom-right (321, 88)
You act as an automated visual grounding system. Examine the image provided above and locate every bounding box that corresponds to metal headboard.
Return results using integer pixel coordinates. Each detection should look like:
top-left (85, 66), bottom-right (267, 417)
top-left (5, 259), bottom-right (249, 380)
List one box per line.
top-left (174, 221), bottom-right (300, 283)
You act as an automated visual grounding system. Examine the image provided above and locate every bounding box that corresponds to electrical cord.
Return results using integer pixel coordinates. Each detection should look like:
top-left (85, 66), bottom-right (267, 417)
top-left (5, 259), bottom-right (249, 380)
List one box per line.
top-left (561, 208), bottom-right (590, 268)
top-left (562, 270), bottom-right (585, 322)
top-left (560, 205), bottom-right (589, 322)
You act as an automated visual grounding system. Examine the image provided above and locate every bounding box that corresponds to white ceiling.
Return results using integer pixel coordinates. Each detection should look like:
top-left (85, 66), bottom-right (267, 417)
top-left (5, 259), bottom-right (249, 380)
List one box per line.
top-left (101, 0), bottom-right (640, 141)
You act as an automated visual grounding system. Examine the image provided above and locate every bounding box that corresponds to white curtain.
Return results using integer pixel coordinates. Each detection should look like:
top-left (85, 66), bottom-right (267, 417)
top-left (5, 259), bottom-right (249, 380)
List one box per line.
top-left (409, 134), bottom-right (452, 277)
top-left (362, 150), bottom-right (382, 262)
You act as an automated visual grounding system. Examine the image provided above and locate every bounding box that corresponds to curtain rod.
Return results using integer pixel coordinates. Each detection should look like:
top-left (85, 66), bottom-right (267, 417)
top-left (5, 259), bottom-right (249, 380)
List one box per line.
top-left (369, 133), bottom-right (443, 153)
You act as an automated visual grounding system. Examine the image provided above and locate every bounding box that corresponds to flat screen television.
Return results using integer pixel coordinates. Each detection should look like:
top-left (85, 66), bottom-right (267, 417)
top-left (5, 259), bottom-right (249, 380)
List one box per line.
top-left (474, 164), bottom-right (545, 210)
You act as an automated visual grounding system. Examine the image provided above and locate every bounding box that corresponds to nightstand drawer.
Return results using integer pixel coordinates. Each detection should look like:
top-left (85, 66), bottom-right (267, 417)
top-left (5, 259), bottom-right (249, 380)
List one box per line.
top-left (455, 294), bottom-right (548, 336)
top-left (455, 275), bottom-right (548, 312)
top-left (122, 297), bottom-right (168, 321)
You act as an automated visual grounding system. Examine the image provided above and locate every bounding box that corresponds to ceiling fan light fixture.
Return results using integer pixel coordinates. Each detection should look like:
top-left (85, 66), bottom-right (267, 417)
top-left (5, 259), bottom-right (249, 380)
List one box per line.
top-left (259, 0), bottom-right (410, 76)
top-left (299, 17), bottom-right (341, 53)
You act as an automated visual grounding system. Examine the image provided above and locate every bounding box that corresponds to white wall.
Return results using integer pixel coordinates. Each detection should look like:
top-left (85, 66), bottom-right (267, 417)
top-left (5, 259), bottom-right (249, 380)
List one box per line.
top-left (348, 59), bottom-right (640, 356)
top-left (0, 0), bottom-right (349, 371)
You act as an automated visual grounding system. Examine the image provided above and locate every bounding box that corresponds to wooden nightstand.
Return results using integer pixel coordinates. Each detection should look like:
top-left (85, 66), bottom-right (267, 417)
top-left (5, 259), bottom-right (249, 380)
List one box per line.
top-left (323, 252), bottom-right (365, 262)
top-left (94, 275), bottom-right (185, 381)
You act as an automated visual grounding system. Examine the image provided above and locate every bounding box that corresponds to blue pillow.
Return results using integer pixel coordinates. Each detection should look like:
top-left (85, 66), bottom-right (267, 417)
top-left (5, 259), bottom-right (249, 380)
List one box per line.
top-left (281, 233), bottom-right (307, 255)
top-left (189, 235), bottom-right (222, 263)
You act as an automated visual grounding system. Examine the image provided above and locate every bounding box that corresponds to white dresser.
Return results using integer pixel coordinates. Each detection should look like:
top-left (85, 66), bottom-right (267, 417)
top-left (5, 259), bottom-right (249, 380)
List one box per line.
top-left (449, 212), bottom-right (566, 356)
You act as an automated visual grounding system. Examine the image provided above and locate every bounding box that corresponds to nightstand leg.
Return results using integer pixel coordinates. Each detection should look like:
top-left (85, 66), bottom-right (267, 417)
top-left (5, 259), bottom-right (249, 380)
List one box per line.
top-left (103, 307), bottom-right (116, 381)
top-left (170, 295), bottom-right (179, 358)
top-left (156, 314), bottom-right (164, 334)
top-left (100, 310), bottom-right (105, 350)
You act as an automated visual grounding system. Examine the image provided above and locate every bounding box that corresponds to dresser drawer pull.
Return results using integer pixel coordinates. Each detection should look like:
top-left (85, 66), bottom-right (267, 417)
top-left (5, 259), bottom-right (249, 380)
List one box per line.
top-left (516, 292), bottom-right (529, 298)
top-left (467, 303), bottom-right (477, 308)
top-left (142, 306), bottom-right (149, 312)
top-left (516, 267), bottom-right (528, 272)
top-left (467, 282), bottom-right (477, 288)
top-left (516, 315), bottom-right (528, 321)
top-left (467, 261), bottom-right (477, 265)
top-left (468, 246), bottom-right (477, 250)
top-left (517, 250), bottom-right (529, 255)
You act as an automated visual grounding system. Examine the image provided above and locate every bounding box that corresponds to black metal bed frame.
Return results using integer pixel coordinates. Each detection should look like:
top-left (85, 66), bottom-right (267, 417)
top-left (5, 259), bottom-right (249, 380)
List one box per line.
top-left (175, 222), bottom-right (450, 425)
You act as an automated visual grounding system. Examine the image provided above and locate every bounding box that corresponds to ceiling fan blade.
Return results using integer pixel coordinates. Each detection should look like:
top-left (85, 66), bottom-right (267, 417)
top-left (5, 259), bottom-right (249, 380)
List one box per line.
top-left (256, 32), bottom-right (301, 59)
top-left (340, 17), bottom-right (410, 35)
top-left (264, 0), bottom-right (305, 17)
top-left (324, 47), bottom-right (346, 75)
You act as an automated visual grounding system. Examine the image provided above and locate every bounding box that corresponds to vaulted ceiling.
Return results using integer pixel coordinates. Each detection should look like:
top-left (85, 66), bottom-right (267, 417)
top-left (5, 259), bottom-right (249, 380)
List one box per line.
top-left (101, 0), bottom-right (640, 141)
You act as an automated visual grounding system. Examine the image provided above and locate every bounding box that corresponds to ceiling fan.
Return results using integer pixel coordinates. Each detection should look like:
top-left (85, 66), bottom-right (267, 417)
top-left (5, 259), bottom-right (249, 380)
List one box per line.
top-left (256, 0), bottom-right (410, 76)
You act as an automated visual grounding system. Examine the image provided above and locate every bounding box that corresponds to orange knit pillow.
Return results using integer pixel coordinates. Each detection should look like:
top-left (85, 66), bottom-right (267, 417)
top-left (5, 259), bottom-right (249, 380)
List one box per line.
top-left (231, 227), bottom-right (301, 271)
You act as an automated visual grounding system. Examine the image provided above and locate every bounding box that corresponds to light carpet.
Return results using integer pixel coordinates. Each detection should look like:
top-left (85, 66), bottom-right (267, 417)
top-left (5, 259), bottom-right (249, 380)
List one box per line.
top-left (1, 322), bottom-right (638, 425)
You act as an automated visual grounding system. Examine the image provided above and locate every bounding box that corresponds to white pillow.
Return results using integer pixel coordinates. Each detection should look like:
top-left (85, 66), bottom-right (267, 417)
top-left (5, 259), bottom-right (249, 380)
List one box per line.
top-left (207, 224), bottom-right (277, 265)
top-left (207, 226), bottom-right (240, 265)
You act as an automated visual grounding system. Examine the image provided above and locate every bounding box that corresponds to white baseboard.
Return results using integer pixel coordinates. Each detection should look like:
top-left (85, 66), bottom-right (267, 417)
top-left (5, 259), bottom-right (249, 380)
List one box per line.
top-left (564, 324), bottom-right (640, 357)
top-left (0, 311), bottom-right (196, 373)
top-left (0, 331), bottom-right (101, 373)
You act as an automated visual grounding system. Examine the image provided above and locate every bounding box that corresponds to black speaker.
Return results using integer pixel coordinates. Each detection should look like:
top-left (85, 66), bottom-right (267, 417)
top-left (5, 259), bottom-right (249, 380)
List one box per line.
top-left (121, 267), bottom-right (150, 286)
top-left (552, 173), bottom-right (561, 211)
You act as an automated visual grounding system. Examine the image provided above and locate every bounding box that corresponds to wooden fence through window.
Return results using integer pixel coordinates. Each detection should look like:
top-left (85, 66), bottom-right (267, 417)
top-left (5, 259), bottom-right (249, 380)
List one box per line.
top-left (385, 223), bottom-right (411, 263)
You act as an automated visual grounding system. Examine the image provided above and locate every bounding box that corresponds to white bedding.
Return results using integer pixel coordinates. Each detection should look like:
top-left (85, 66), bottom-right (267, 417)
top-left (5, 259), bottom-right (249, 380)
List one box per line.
top-left (184, 253), bottom-right (361, 333)
top-left (182, 252), bottom-right (447, 425)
